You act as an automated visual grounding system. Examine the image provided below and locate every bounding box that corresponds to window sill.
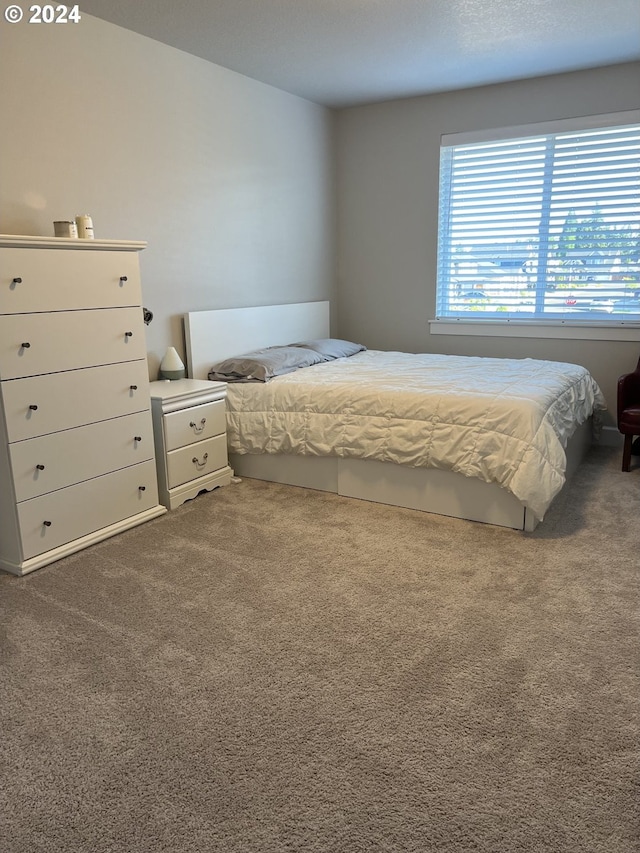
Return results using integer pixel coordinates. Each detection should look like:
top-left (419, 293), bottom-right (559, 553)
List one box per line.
top-left (429, 320), bottom-right (640, 342)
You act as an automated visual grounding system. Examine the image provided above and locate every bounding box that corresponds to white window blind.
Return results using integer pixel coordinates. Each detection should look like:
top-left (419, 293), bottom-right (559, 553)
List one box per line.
top-left (436, 112), bottom-right (640, 325)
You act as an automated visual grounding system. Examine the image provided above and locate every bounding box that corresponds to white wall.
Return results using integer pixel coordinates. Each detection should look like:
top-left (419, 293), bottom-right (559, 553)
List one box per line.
top-left (0, 15), bottom-right (335, 377)
top-left (335, 63), bottom-right (640, 422)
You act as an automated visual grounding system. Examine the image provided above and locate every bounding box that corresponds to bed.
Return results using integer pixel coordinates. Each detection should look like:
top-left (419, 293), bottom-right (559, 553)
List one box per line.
top-left (184, 301), bottom-right (605, 531)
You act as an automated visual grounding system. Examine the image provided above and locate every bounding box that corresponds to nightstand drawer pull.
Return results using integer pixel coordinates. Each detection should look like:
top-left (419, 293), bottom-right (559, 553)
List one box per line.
top-left (36, 464), bottom-right (45, 471)
top-left (43, 520), bottom-right (52, 527)
top-left (13, 277), bottom-right (22, 284)
top-left (134, 436), bottom-right (142, 442)
top-left (120, 276), bottom-right (128, 282)
top-left (138, 485), bottom-right (146, 491)
top-left (192, 452), bottom-right (209, 468)
top-left (189, 418), bottom-right (207, 433)
top-left (29, 404), bottom-right (38, 411)
top-left (124, 331), bottom-right (133, 338)
top-left (21, 342), bottom-right (31, 349)
top-left (130, 385), bottom-right (138, 391)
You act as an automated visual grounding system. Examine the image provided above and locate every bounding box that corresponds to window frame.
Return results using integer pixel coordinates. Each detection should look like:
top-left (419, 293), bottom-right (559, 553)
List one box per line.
top-left (433, 110), bottom-right (640, 341)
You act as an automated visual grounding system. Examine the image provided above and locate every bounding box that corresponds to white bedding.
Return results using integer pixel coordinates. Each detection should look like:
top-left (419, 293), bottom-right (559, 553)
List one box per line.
top-left (225, 351), bottom-right (606, 520)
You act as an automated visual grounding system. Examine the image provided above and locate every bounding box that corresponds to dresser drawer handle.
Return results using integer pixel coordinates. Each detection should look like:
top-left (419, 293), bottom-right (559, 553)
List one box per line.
top-left (134, 436), bottom-right (142, 442)
top-left (13, 277), bottom-right (22, 284)
top-left (189, 418), bottom-right (207, 433)
top-left (36, 464), bottom-right (45, 471)
top-left (192, 452), bottom-right (209, 468)
top-left (124, 331), bottom-right (133, 338)
top-left (138, 485), bottom-right (146, 492)
top-left (120, 275), bottom-right (128, 282)
top-left (29, 404), bottom-right (38, 411)
top-left (21, 342), bottom-right (31, 349)
top-left (43, 520), bottom-right (52, 527)
top-left (130, 385), bottom-right (138, 391)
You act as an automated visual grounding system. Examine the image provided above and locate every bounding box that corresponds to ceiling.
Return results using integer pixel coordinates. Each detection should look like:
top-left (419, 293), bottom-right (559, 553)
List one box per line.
top-left (79, 0), bottom-right (640, 108)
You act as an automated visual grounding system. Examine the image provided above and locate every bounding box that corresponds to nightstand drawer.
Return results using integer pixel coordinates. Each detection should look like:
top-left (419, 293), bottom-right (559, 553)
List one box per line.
top-left (2, 360), bottom-right (150, 442)
top-left (0, 307), bottom-right (147, 379)
top-left (163, 399), bottom-right (226, 451)
top-left (166, 434), bottom-right (228, 489)
top-left (10, 410), bottom-right (154, 501)
top-left (17, 460), bottom-right (159, 561)
top-left (0, 248), bottom-right (142, 313)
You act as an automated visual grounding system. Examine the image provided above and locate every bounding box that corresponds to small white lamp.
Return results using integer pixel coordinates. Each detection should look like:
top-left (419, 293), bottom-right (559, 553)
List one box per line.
top-left (160, 346), bottom-right (185, 380)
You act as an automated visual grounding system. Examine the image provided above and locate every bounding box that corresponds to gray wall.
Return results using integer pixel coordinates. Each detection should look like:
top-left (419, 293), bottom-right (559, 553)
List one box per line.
top-left (335, 62), bottom-right (640, 423)
top-left (0, 15), bottom-right (335, 377)
top-left (2, 13), bottom-right (638, 423)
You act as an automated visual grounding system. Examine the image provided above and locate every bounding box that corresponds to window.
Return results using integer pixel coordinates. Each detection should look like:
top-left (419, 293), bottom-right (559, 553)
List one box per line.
top-left (435, 112), bottom-right (640, 330)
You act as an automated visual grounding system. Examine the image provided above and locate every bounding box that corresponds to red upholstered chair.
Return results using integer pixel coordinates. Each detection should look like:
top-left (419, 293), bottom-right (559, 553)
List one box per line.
top-left (618, 356), bottom-right (640, 471)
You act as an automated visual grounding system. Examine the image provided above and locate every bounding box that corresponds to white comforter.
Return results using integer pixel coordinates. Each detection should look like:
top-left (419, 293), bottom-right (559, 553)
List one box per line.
top-left (225, 351), bottom-right (606, 519)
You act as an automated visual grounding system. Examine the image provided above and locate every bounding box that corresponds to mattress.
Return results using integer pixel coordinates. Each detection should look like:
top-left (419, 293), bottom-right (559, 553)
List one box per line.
top-left (225, 351), bottom-right (606, 519)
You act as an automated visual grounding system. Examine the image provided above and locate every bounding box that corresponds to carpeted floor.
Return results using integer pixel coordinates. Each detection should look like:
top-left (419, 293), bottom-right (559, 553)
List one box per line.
top-left (1, 446), bottom-right (638, 852)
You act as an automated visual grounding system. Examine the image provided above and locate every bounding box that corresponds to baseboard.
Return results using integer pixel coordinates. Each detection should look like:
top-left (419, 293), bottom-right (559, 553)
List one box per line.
top-left (599, 426), bottom-right (623, 448)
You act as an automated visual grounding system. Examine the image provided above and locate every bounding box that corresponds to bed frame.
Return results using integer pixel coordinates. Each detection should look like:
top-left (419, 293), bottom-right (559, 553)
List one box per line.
top-left (184, 302), bottom-right (593, 532)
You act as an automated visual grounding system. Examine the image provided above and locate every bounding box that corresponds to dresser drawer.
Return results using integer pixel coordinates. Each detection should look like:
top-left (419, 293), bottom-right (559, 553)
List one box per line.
top-left (17, 460), bottom-right (159, 560)
top-left (0, 248), bottom-right (142, 313)
top-left (0, 307), bottom-right (147, 379)
top-left (1, 361), bottom-right (151, 442)
top-left (166, 434), bottom-right (228, 489)
top-left (163, 399), bottom-right (226, 451)
top-left (10, 410), bottom-right (155, 501)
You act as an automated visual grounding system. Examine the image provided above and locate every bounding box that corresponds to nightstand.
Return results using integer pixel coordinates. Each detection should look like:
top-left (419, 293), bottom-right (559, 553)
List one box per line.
top-left (149, 378), bottom-right (232, 510)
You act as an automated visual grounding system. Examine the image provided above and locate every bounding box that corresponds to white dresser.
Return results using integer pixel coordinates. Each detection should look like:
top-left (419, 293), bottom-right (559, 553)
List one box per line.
top-left (0, 235), bottom-right (166, 576)
top-left (149, 378), bottom-right (232, 510)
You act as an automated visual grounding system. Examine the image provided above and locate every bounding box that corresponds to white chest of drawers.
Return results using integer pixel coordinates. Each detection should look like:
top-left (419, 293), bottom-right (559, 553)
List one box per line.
top-left (149, 379), bottom-right (232, 510)
top-left (0, 235), bottom-right (166, 576)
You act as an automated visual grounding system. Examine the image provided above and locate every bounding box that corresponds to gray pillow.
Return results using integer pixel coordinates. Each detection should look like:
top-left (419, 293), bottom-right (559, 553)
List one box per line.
top-left (208, 345), bottom-right (326, 382)
top-left (289, 338), bottom-right (366, 359)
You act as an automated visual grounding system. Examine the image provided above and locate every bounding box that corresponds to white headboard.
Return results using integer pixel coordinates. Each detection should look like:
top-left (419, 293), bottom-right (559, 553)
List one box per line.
top-left (184, 301), bottom-right (330, 380)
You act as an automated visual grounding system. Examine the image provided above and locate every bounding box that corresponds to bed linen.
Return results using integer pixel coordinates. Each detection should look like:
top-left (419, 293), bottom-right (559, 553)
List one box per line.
top-left (225, 351), bottom-right (606, 520)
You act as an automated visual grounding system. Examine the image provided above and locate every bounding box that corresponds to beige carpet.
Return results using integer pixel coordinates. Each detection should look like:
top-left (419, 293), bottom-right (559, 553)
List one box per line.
top-left (1, 446), bottom-right (638, 852)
